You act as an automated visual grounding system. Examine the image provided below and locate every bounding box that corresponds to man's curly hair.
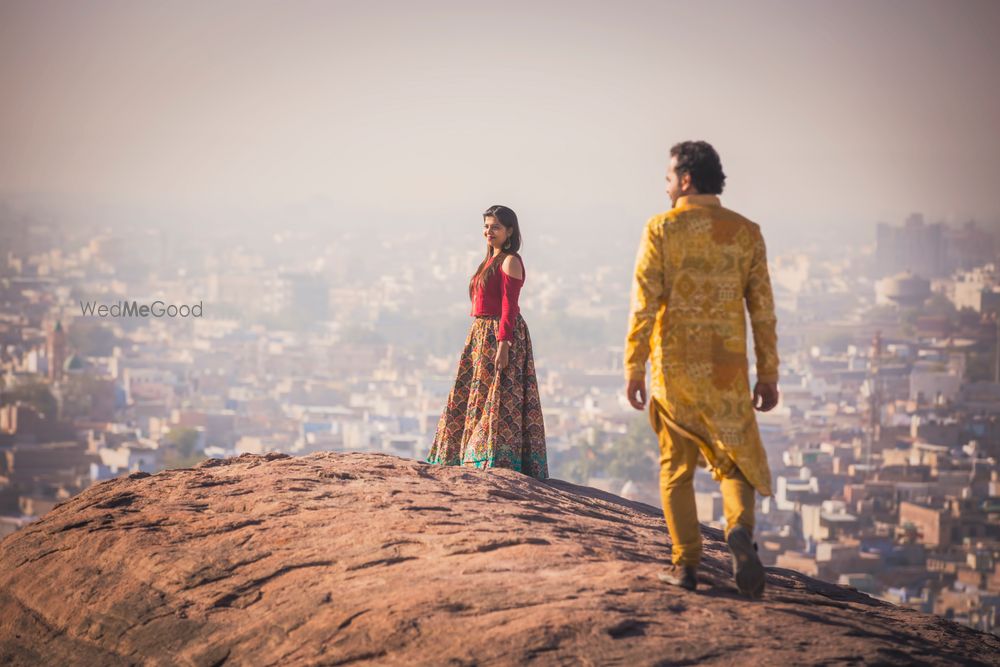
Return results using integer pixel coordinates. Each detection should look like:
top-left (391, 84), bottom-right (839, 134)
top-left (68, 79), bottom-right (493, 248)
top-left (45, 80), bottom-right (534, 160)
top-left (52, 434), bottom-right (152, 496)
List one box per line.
top-left (670, 140), bottom-right (726, 195)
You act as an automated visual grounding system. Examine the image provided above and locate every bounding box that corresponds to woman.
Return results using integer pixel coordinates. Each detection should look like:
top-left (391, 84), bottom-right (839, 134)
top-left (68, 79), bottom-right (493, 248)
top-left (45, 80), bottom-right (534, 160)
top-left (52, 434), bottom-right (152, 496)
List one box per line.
top-left (425, 205), bottom-right (548, 480)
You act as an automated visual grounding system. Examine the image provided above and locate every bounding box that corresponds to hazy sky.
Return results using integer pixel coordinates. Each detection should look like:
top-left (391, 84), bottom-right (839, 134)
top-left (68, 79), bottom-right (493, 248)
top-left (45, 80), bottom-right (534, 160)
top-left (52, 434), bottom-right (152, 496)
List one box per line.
top-left (2, 0), bottom-right (999, 242)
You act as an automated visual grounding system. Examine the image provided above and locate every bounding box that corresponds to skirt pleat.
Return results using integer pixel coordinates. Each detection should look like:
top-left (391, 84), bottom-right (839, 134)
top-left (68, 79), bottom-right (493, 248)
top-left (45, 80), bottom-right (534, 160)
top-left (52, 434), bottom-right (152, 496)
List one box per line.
top-left (425, 313), bottom-right (548, 480)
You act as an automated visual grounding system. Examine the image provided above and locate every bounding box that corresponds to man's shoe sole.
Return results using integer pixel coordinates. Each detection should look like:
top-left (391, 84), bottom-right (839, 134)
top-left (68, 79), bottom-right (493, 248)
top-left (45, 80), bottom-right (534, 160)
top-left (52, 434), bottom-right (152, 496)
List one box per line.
top-left (727, 527), bottom-right (765, 599)
top-left (657, 570), bottom-right (697, 591)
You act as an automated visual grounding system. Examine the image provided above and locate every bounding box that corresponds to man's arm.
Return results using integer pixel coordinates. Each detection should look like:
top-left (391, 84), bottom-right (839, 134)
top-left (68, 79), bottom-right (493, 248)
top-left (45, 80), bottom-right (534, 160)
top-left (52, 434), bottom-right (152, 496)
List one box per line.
top-left (745, 224), bottom-right (779, 385)
top-left (624, 218), bottom-right (665, 383)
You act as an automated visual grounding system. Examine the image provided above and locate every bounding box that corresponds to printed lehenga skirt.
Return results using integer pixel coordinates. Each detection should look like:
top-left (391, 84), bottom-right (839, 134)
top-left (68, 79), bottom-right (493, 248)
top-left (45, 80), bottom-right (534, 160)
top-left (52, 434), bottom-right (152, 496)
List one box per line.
top-left (426, 313), bottom-right (548, 480)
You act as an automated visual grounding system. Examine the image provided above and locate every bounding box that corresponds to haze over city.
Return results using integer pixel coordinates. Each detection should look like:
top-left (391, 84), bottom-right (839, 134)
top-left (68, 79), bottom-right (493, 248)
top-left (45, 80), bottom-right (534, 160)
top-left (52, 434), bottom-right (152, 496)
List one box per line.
top-left (2, 0), bottom-right (999, 251)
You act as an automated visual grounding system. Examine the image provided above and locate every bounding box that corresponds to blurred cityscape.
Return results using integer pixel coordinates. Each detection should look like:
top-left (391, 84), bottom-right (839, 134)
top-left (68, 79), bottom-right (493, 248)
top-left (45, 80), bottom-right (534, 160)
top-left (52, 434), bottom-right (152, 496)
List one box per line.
top-left (1, 205), bottom-right (999, 635)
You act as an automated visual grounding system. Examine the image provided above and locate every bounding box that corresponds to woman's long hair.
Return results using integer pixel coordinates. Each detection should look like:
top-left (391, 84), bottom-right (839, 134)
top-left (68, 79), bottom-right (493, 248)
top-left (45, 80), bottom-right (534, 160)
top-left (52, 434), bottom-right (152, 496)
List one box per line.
top-left (469, 205), bottom-right (522, 301)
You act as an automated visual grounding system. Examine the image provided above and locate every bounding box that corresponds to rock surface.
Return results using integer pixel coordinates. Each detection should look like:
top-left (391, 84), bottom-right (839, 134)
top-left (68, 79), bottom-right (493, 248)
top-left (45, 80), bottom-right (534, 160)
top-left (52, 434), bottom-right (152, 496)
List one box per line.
top-left (0, 451), bottom-right (997, 666)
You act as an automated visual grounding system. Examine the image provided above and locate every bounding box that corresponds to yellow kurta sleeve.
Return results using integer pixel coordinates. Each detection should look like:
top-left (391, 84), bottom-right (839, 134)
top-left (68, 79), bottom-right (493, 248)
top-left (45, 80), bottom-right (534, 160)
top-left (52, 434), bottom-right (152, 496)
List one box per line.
top-left (745, 224), bottom-right (779, 383)
top-left (624, 217), bottom-right (665, 381)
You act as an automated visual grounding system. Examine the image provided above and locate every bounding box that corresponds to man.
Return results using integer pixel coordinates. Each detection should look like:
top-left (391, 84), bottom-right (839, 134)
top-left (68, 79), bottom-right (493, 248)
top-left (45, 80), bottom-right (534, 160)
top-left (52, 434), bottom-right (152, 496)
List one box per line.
top-left (623, 140), bottom-right (779, 597)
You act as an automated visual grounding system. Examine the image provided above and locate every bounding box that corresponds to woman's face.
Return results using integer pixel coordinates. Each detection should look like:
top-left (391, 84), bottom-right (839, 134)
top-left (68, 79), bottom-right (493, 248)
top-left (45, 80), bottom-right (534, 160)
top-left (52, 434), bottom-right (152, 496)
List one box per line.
top-left (483, 215), bottom-right (509, 249)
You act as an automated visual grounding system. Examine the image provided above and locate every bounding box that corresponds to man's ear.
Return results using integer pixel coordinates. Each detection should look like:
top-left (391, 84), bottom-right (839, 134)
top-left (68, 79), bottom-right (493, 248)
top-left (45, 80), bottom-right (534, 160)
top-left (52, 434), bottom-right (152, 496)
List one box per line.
top-left (680, 171), bottom-right (692, 193)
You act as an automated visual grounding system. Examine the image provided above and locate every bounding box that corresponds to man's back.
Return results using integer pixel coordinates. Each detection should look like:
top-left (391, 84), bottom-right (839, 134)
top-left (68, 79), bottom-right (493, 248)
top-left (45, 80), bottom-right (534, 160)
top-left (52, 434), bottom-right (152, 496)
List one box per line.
top-left (658, 200), bottom-right (763, 325)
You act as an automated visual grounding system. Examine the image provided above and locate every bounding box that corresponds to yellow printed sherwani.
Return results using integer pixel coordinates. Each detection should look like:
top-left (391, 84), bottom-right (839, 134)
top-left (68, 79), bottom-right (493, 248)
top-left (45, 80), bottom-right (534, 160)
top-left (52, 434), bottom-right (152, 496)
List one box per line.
top-left (624, 194), bottom-right (778, 497)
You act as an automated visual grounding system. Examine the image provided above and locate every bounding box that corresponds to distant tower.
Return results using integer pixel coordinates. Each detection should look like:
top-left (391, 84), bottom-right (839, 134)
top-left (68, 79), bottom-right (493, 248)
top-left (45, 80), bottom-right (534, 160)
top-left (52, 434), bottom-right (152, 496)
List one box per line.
top-left (47, 320), bottom-right (67, 382)
top-left (994, 312), bottom-right (1000, 384)
top-left (864, 330), bottom-right (883, 477)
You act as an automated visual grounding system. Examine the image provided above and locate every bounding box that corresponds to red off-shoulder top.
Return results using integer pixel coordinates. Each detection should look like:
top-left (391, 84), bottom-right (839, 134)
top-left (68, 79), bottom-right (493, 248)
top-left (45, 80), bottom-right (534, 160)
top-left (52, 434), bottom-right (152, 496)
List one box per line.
top-left (470, 253), bottom-right (525, 342)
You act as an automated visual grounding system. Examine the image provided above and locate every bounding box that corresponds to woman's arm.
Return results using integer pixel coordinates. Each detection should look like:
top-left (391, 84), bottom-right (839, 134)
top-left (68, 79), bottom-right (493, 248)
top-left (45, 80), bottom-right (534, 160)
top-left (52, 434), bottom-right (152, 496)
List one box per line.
top-left (498, 255), bottom-right (524, 342)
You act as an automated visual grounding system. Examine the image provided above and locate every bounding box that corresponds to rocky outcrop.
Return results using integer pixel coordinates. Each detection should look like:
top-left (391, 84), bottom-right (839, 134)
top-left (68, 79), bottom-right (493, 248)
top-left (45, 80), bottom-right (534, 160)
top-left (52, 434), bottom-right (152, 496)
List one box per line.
top-left (0, 452), bottom-right (996, 666)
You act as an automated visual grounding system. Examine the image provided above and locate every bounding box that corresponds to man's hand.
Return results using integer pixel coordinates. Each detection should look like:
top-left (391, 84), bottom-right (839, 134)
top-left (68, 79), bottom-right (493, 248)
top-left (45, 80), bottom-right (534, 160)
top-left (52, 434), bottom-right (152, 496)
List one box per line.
top-left (752, 381), bottom-right (779, 412)
top-left (626, 378), bottom-right (647, 410)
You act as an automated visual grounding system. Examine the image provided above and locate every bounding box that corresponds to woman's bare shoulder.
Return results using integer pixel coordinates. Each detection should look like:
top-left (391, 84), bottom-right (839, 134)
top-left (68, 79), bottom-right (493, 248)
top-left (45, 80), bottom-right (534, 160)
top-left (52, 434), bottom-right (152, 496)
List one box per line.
top-left (500, 253), bottom-right (524, 279)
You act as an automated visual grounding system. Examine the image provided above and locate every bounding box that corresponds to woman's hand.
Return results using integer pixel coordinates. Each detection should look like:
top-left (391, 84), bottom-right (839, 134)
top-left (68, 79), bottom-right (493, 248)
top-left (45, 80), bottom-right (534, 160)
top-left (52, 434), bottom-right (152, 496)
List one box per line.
top-left (495, 340), bottom-right (510, 371)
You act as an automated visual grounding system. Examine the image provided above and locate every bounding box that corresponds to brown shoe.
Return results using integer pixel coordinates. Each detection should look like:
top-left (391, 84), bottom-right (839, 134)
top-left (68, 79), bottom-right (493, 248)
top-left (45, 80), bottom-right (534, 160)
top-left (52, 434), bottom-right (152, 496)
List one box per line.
top-left (727, 526), bottom-right (765, 599)
top-left (657, 564), bottom-right (698, 591)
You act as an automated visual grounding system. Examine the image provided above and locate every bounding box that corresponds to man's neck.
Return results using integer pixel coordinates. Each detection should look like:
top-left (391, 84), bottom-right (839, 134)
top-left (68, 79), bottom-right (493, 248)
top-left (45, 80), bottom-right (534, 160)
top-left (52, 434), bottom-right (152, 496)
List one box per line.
top-left (674, 193), bottom-right (721, 209)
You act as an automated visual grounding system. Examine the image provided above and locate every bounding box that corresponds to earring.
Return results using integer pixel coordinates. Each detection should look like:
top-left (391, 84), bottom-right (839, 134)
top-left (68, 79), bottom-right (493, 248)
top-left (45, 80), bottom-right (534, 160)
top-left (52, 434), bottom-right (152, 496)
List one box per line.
top-left (503, 239), bottom-right (511, 249)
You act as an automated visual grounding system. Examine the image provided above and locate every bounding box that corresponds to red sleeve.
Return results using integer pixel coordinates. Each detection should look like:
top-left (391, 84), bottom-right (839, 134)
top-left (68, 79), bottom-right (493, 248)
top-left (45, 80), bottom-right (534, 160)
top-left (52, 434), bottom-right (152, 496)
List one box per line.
top-left (498, 264), bottom-right (523, 342)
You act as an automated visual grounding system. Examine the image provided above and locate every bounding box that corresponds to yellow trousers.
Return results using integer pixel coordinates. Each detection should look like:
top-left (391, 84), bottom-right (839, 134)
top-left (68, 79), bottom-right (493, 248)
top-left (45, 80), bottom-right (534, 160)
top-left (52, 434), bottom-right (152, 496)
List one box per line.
top-left (649, 397), bottom-right (755, 567)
